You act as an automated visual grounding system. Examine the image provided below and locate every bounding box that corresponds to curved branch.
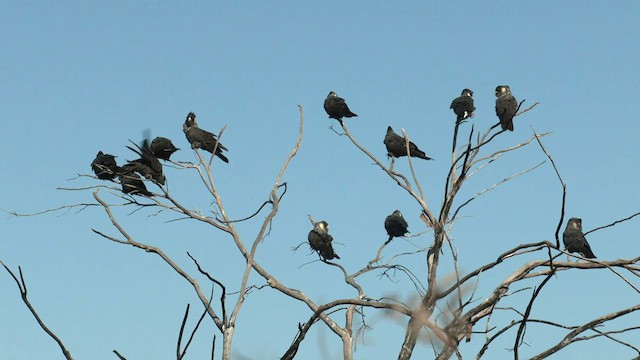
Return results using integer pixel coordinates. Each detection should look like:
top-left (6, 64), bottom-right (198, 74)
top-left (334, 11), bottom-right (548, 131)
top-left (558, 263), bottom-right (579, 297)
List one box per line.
top-left (0, 260), bottom-right (74, 360)
top-left (530, 304), bottom-right (640, 359)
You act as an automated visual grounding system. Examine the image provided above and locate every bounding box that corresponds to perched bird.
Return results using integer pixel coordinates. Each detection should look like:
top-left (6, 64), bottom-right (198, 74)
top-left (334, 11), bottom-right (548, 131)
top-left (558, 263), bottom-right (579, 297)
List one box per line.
top-left (183, 112), bottom-right (229, 163)
top-left (324, 91), bottom-right (357, 121)
top-left (150, 137), bottom-right (179, 161)
top-left (384, 126), bottom-right (432, 160)
top-left (384, 210), bottom-right (409, 244)
top-left (91, 151), bottom-right (119, 180)
top-left (117, 164), bottom-right (153, 197)
top-left (308, 221), bottom-right (340, 261)
top-left (563, 218), bottom-right (596, 259)
top-left (450, 89), bottom-right (475, 124)
top-left (495, 85), bottom-right (518, 131)
top-left (126, 138), bottom-right (166, 185)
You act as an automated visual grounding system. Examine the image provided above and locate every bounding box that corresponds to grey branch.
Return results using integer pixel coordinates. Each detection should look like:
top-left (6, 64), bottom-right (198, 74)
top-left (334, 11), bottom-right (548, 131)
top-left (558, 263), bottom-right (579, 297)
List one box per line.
top-left (0, 260), bottom-right (74, 360)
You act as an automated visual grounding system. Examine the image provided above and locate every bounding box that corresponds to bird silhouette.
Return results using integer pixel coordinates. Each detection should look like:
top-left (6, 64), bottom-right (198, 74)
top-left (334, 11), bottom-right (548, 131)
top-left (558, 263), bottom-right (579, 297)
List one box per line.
top-left (308, 221), bottom-right (340, 260)
top-left (450, 89), bottom-right (475, 124)
top-left (91, 151), bottom-right (119, 180)
top-left (117, 164), bottom-right (153, 197)
top-left (183, 112), bottom-right (229, 163)
top-left (384, 210), bottom-right (409, 244)
top-left (324, 91), bottom-right (357, 121)
top-left (384, 126), bottom-right (432, 160)
top-left (126, 138), bottom-right (165, 185)
top-left (495, 85), bottom-right (517, 131)
top-left (563, 218), bottom-right (596, 258)
top-left (150, 137), bottom-right (179, 161)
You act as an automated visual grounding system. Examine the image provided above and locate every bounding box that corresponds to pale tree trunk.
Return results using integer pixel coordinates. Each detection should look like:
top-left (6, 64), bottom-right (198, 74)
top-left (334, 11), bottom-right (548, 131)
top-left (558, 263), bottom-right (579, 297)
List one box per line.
top-left (222, 326), bottom-right (234, 360)
top-left (342, 334), bottom-right (353, 360)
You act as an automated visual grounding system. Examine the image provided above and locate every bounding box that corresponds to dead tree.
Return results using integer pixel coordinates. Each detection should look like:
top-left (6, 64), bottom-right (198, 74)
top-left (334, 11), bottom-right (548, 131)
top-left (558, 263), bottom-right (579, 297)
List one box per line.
top-left (3, 102), bottom-right (640, 360)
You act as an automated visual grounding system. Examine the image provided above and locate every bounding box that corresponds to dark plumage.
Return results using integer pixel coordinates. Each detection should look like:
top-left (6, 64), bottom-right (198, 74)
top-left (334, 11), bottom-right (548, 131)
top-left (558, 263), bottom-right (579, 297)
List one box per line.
top-left (563, 218), bottom-right (596, 259)
top-left (150, 137), bottom-right (179, 161)
top-left (183, 112), bottom-right (229, 163)
top-left (91, 151), bottom-right (119, 180)
top-left (324, 91), bottom-right (357, 121)
top-left (384, 210), bottom-right (409, 244)
top-left (384, 126), bottom-right (432, 160)
top-left (308, 221), bottom-right (340, 261)
top-left (126, 138), bottom-right (166, 185)
top-left (495, 85), bottom-right (517, 131)
top-left (117, 164), bottom-right (153, 197)
top-left (450, 89), bottom-right (475, 124)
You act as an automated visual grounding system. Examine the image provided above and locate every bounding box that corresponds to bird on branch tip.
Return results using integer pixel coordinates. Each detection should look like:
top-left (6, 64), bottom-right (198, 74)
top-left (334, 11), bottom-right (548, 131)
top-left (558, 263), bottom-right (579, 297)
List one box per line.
top-left (450, 88), bottom-right (475, 124)
top-left (324, 91), bottom-right (357, 121)
top-left (495, 85), bottom-right (517, 131)
top-left (183, 112), bottom-right (229, 163)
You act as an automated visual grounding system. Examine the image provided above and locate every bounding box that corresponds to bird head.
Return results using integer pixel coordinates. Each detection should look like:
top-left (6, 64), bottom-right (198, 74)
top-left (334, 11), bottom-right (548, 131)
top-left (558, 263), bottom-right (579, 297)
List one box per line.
top-left (327, 91), bottom-right (337, 98)
top-left (185, 112), bottom-right (197, 127)
top-left (495, 85), bottom-right (511, 97)
top-left (393, 210), bottom-right (403, 217)
top-left (568, 218), bottom-right (583, 230)
top-left (314, 221), bottom-right (329, 234)
top-left (462, 89), bottom-right (474, 97)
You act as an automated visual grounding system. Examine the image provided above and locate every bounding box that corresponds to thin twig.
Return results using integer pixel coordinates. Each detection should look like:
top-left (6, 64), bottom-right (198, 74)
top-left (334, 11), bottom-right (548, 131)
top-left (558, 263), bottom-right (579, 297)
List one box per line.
top-left (584, 212), bottom-right (640, 236)
top-left (0, 260), bottom-right (74, 360)
top-left (531, 126), bottom-right (565, 249)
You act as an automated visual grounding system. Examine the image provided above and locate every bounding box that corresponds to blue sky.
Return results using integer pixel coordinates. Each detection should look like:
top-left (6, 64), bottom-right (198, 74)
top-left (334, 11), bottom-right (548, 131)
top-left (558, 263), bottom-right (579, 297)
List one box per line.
top-left (1, 2), bottom-right (639, 359)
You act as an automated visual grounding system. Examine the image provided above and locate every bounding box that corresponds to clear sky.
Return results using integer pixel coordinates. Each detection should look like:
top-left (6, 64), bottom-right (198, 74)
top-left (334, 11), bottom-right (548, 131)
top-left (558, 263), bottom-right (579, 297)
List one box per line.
top-left (1, 2), bottom-right (639, 359)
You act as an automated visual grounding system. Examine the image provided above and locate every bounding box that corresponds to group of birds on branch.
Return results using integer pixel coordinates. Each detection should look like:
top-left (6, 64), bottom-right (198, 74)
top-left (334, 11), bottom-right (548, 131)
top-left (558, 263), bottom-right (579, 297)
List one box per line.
top-left (318, 88), bottom-right (597, 261)
top-left (324, 86), bottom-right (518, 164)
top-left (89, 92), bottom-right (596, 262)
top-left (90, 112), bottom-right (228, 196)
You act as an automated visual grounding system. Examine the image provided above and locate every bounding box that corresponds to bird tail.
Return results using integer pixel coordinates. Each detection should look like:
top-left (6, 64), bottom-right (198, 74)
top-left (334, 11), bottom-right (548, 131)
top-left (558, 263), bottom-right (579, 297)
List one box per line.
top-left (216, 152), bottom-right (230, 163)
top-left (385, 235), bottom-right (393, 245)
top-left (582, 247), bottom-right (596, 259)
top-left (501, 119), bottom-right (514, 131)
top-left (322, 247), bottom-right (340, 260)
top-left (413, 149), bottom-right (433, 160)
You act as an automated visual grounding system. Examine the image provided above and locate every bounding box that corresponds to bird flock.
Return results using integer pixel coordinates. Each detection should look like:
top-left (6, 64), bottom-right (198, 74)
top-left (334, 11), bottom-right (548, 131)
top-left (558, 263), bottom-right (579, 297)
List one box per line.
top-left (91, 112), bottom-right (226, 196)
top-left (90, 89), bottom-right (597, 263)
top-left (314, 88), bottom-right (597, 262)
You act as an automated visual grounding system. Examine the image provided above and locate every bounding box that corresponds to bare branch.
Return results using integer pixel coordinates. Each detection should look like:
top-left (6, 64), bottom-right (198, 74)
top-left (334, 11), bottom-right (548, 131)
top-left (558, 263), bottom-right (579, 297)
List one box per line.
top-left (187, 252), bottom-right (227, 323)
top-left (92, 191), bottom-right (225, 331)
top-left (450, 161), bottom-right (545, 223)
top-left (0, 260), bottom-right (74, 360)
top-left (532, 126), bottom-right (565, 248)
top-left (584, 212), bottom-right (640, 236)
top-left (531, 304), bottom-right (640, 359)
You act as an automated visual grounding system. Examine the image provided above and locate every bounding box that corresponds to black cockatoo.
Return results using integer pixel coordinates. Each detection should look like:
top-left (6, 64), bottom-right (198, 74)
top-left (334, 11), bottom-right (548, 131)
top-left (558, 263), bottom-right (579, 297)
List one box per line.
top-left (183, 112), bottom-right (229, 163)
top-left (324, 91), bottom-right (357, 121)
top-left (384, 126), bottom-right (432, 160)
top-left (384, 210), bottom-right (409, 244)
top-left (150, 137), bottom-right (179, 161)
top-left (563, 218), bottom-right (596, 259)
top-left (91, 151), bottom-right (119, 180)
top-left (495, 85), bottom-right (517, 131)
top-left (450, 88), bottom-right (475, 124)
top-left (308, 220), bottom-right (340, 261)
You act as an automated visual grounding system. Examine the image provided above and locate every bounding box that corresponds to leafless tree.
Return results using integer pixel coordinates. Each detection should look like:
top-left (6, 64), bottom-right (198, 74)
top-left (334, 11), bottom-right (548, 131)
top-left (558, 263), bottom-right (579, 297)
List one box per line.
top-left (3, 102), bottom-right (639, 360)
